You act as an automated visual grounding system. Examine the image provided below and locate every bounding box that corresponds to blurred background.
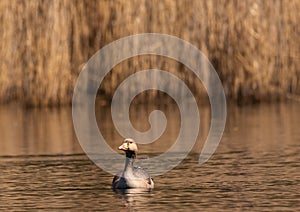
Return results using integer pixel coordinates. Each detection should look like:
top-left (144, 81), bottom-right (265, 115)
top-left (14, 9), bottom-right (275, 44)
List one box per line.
top-left (0, 0), bottom-right (300, 106)
top-left (0, 1), bottom-right (300, 211)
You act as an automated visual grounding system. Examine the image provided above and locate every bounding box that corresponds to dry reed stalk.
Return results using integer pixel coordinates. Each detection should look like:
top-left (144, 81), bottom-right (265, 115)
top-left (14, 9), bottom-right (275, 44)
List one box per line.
top-left (0, 0), bottom-right (299, 106)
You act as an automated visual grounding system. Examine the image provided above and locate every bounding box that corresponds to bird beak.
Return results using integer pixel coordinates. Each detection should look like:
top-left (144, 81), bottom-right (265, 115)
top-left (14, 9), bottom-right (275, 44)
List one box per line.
top-left (118, 143), bottom-right (128, 151)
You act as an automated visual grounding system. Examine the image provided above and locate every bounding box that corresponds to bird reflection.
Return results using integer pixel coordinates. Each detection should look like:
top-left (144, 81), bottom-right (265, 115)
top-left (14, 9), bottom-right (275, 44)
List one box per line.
top-left (113, 188), bottom-right (154, 209)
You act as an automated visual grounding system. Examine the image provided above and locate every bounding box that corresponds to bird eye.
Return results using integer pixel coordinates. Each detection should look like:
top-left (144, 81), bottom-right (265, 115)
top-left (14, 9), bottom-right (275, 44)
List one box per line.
top-left (129, 141), bottom-right (133, 144)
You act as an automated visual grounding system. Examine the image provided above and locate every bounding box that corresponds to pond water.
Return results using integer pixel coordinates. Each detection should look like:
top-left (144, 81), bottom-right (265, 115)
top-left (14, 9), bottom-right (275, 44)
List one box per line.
top-left (0, 102), bottom-right (299, 211)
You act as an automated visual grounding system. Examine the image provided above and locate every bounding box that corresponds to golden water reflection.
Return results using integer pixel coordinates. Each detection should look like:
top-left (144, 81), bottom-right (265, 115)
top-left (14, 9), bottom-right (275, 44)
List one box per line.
top-left (1, 102), bottom-right (299, 156)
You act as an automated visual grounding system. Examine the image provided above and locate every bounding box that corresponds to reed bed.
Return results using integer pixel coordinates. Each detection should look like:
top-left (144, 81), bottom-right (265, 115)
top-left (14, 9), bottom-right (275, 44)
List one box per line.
top-left (0, 0), bottom-right (299, 106)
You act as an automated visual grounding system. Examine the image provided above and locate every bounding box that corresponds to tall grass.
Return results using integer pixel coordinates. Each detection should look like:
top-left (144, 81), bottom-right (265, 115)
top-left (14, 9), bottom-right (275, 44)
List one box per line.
top-left (0, 0), bottom-right (299, 106)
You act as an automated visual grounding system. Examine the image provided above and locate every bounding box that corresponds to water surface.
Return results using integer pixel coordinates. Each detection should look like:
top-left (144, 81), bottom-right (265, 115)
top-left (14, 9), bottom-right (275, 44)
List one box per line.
top-left (0, 103), bottom-right (299, 211)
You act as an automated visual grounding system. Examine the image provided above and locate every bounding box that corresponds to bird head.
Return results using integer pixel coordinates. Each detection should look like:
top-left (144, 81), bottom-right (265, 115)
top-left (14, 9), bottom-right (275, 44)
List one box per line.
top-left (118, 138), bottom-right (138, 152)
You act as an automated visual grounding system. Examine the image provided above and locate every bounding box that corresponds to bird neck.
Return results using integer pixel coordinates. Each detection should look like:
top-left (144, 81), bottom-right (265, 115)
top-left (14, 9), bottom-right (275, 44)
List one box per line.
top-left (125, 151), bottom-right (136, 169)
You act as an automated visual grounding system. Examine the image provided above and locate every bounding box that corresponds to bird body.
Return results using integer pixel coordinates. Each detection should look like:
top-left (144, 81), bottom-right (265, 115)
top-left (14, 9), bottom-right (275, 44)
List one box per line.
top-left (112, 138), bottom-right (154, 189)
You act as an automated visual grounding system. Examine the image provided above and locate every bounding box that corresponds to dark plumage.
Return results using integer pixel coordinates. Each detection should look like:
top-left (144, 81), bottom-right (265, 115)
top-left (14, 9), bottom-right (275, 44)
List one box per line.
top-left (112, 138), bottom-right (154, 189)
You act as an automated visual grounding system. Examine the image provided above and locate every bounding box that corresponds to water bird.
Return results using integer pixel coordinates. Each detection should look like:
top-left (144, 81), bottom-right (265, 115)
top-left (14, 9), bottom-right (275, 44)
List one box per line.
top-left (112, 138), bottom-right (154, 189)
